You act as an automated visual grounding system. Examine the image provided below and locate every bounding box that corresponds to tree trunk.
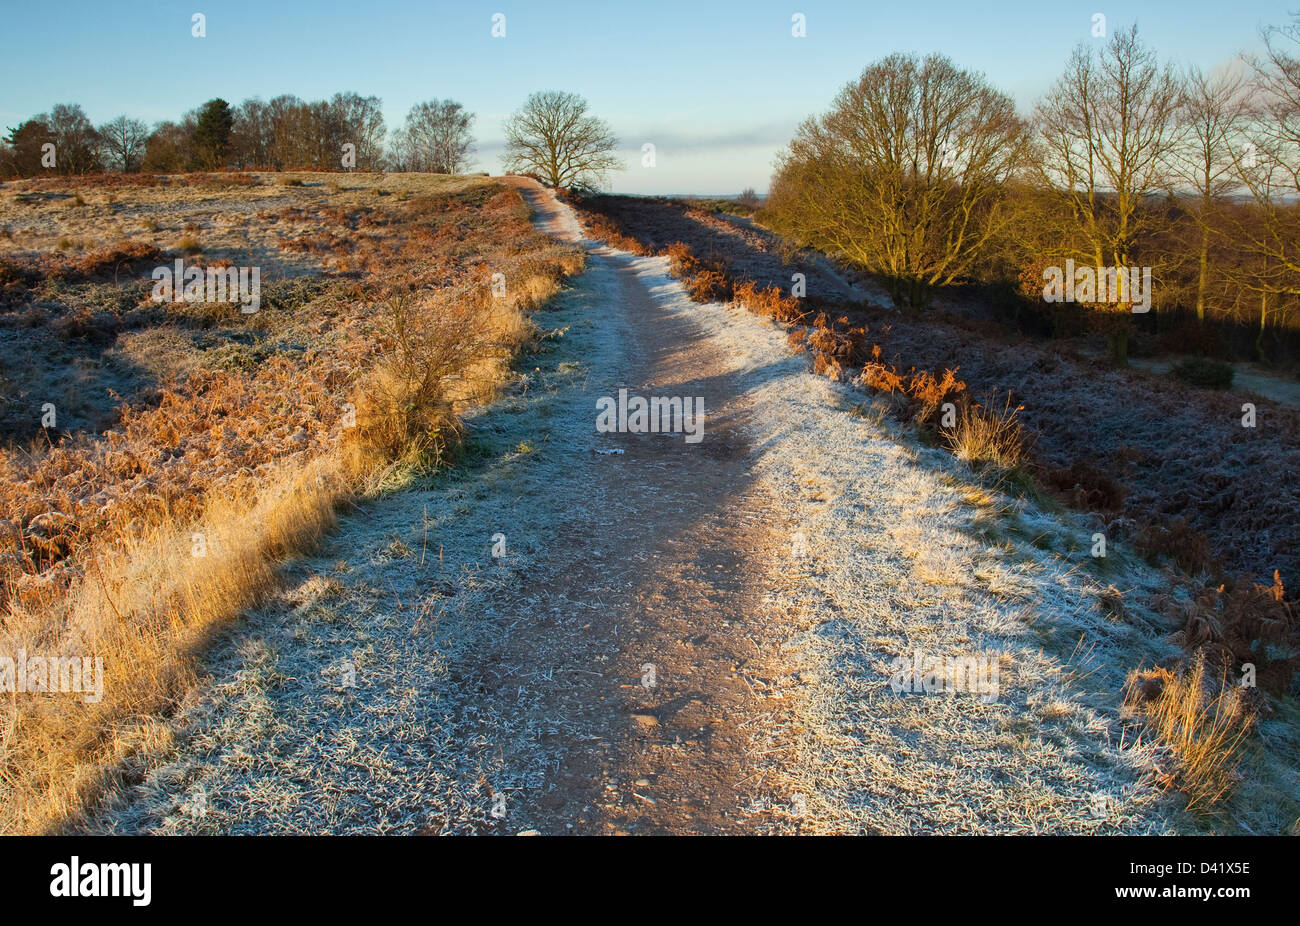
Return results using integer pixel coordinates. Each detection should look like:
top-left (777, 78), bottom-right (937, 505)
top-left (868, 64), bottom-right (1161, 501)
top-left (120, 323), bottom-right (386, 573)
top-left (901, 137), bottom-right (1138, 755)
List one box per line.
top-left (1110, 330), bottom-right (1129, 365)
top-left (1257, 290), bottom-right (1268, 362)
top-left (1196, 225), bottom-right (1209, 324)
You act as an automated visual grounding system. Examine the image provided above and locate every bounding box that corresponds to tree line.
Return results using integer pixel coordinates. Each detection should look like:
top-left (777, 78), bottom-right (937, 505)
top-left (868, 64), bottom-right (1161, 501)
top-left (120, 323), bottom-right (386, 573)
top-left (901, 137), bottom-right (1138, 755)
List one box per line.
top-left (0, 93), bottom-right (476, 176)
top-left (0, 89), bottom-right (623, 193)
top-left (766, 18), bottom-right (1300, 361)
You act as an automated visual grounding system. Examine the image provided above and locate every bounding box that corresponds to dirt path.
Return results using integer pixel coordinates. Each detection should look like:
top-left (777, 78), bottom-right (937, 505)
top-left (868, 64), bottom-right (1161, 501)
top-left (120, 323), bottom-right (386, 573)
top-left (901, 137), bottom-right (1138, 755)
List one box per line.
top-left (86, 180), bottom-right (1185, 835)
top-left (457, 178), bottom-right (798, 833)
top-left (1123, 355), bottom-right (1300, 409)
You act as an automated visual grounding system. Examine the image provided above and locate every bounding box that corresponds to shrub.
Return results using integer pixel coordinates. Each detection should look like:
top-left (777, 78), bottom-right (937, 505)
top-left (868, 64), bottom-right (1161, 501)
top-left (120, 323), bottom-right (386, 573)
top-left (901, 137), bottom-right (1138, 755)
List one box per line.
top-left (1042, 459), bottom-right (1127, 512)
top-left (850, 346), bottom-right (968, 429)
top-left (1171, 357), bottom-right (1234, 389)
top-left (907, 366), bottom-right (965, 425)
top-left (581, 211), bottom-right (649, 254)
top-left (735, 280), bottom-right (806, 323)
top-left (1135, 518), bottom-right (1215, 574)
top-left (687, 268), bottom-right (731, 302)
top-left (71, 240), bottom-right (165, 279)
top-left (348, 292), bottom-right (479, 468)
top-left (1167, 571), bottom-right (1298, 695)
top-left (801, 315), bottom-right (873, 372)
top-left (859, 360), bottom-right (905, 394)
top-left (663, 242), bottom-right (734, 302)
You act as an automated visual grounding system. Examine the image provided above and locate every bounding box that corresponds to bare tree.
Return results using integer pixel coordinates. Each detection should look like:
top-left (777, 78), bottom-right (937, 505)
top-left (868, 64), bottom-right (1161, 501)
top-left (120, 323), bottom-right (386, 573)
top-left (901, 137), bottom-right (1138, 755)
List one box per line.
top-left (766, 53), bottom-right (1027, 310)
top-left (1032, 25), bottom-right (1183, 361)
top-left (1172, 65), bottom-right (1252, 322)
top-left (330, 92), bottom-right (386, 170)
top-left (266, 94), bottom-right (309, 169)
top-left (97, 115), bottom-right (150, 173)
top-left (1224, 16), bottom-right (1300, 354)
top-left (501, 91), bottom-right (621, 190)
top-left (142, 119), bottom-right (194, 172)
top-left (386, 127), bottom-right (417, 171)
top-left (232, 97), bottom-right (272, 168)
top-left (390, 100), bottom-right (474, 173)
top-left (1250, 16), bottom-right (1300, 195)
top-left (45, 103), bottom-right (103, 174)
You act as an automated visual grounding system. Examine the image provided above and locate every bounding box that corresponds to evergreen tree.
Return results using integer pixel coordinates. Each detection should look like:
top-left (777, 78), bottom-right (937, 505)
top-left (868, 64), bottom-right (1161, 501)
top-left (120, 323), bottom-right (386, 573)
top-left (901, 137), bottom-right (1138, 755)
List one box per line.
top-left (193, 98), bottom-right (234, 169)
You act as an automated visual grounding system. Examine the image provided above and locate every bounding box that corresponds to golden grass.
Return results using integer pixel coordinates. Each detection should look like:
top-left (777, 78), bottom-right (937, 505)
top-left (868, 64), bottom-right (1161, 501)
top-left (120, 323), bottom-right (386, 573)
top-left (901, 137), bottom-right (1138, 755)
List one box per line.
top-left (1, 450), bottom-right (354, 833)
top-left (1124, 655), bottom-right (1255, 811)
top-left (3, 286), bottom-right (566, 834)
top-left (0, 173), bottom-right (584, 833)
top-left (942, 395), bottom-right (1027, 470)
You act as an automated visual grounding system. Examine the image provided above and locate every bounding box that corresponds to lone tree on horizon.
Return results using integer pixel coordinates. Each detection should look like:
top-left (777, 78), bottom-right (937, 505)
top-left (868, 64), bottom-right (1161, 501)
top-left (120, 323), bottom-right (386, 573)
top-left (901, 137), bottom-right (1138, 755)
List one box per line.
top-left (501, 90), bottom-right (621, 191)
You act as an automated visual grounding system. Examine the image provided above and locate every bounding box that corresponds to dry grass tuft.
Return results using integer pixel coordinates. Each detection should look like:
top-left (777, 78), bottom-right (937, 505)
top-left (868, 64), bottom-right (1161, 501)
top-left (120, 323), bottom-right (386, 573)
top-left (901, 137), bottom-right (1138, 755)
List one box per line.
top-left (61, 240), bottom-right (164, 281)
top-left (1124, 655), bottom-right (1255, 811)
top-left (348, 292), bottom-right (479, 468)
top-left (942, 394), bottom-right (1027, 470)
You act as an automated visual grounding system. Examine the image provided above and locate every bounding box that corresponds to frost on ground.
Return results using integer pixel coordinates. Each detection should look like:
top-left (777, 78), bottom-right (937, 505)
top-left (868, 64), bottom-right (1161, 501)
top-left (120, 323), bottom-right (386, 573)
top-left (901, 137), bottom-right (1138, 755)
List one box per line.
top-left (87, 185), bottom-right (1186, 834)
top-left (616, 254), bottom-right (1183, 834)
top-left (86, 234), bottom-right (634, 834)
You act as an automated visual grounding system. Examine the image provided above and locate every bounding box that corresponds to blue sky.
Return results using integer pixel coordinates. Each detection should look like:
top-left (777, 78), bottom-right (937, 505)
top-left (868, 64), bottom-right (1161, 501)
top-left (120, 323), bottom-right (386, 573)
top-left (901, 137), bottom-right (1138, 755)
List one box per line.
top-left (0, 0), bottom-right (1292, 193)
